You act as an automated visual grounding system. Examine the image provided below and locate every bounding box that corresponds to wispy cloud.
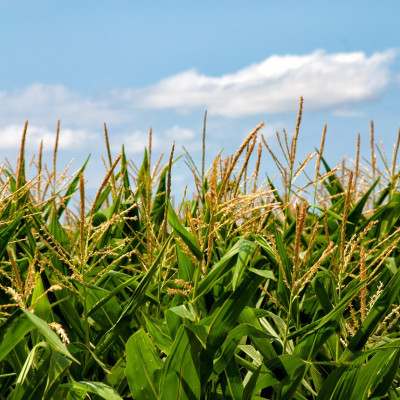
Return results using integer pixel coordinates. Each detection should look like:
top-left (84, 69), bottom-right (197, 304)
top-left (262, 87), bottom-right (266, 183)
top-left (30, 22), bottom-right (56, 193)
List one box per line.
top-left (0, 124), bottom-right (95, 151)
top-left (0, 84), bottom-right (124, 127)
top-left (130, 50), bottom-right (396, 117)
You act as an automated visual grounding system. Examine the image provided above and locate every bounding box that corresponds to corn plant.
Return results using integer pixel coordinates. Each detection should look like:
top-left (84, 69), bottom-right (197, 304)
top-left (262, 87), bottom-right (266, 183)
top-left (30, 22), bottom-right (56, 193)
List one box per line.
top-left (0, 109), bottom-right (399, 399)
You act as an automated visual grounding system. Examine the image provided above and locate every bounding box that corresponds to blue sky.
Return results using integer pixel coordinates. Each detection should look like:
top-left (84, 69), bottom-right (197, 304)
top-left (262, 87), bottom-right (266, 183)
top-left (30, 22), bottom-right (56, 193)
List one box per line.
top-left (1, 1), bottom-right (400, 195)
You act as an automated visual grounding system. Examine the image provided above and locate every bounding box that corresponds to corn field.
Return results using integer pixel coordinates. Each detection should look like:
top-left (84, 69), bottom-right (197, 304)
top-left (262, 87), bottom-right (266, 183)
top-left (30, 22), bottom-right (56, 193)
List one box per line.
top-left (0, 102), bottom-right (400, 399)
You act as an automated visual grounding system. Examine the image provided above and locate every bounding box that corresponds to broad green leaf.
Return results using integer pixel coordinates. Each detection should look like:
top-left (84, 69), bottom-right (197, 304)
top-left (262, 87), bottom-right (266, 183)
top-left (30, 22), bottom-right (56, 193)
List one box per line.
top-left (221, 357), bottom-right (243, 399)
top-left (87, 273), bottom-right (157, 318)
top-left (194, 239), bottom-right (249, 301)
top-left (313, 274), bottom-right (333, 314)
top-left (0, 309), bottom-right (32, 362)
top-left (74, 281), bottom-right (121, 330)
top-left (43, 352), bottom-right (72, 399)
top-left (21, 309), bottom-right (77, 363)
top-left (53, 289), bottom-right (86, 342)
top-left (9, 341), bottom-right (51, 400)
top-left (60, 381), bottom-right (123, 400)
top-left (350, 349), bottom-right (400, 400)
top-left (232, 240), bottom-right (257, 290)
top-left (213, 323), bottom-right (272, 376)
top-left (168, 201), bottom-right (202, 261)
top-left (143, 313), bottom-right (173, 355)
top-left (126, 329), bottom-right (163, 400)
top-left (176, 243), bottom-right (195, 283)
top-left (370, 348), bottom-right (400, 398)
top-left (159, 326), bottom-right (202, 400)
top-left (248, 267), bottom-right (276, 281)
top-left (239, 307), bottom-right (277, 360)
top-left (169, 303), bottom-right (197, 322)
top-left (115, 234), bottom-right (172, 323)
top-left (206, 271), bottom-right (264, 353)
top-left (31, 272), bottom-right (52, 321)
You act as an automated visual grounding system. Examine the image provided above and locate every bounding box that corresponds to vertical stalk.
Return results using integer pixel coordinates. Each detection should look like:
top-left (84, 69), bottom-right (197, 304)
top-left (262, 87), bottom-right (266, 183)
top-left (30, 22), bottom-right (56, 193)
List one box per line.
top-left (79, 174), bottom-right (89, 364)
top-left (370, 121), bottom-right (376, 203)
top-left (284, 97), bottom-right (303, 230)
top-left (37, 140), bottom-right (43, 202)
top-left (202, 110), bottom-right (207, 182)
top-left (104, 123), bottom-right (117, 200)
top-left (16, 121), bottom-right (28, 192)
top-left (312, 124), bottom-right (326, 220)
top-left (53, 120), bottom-right (60, 193)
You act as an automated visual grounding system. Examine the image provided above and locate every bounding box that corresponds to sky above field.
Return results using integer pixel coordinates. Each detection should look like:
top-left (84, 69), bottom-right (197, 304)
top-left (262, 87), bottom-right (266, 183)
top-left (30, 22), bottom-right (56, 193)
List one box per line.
top-left (1, 1), bottom-right (400, 194)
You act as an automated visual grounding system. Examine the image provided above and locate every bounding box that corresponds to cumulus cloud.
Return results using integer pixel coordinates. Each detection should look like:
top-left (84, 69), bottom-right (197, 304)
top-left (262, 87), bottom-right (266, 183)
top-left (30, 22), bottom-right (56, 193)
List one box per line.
top-left (128, 49), bottom-right (396, 117)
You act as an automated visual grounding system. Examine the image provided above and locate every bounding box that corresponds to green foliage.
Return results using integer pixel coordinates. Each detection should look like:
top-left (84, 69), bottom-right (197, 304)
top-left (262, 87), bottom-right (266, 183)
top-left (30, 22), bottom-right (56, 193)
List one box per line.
top-left (0, 115), bottom-right (400, 399)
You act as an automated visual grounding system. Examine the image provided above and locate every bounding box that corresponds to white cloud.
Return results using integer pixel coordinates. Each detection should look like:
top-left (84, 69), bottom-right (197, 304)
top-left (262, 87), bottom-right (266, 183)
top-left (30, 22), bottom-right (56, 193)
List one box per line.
top-left (0, 49), bottom-right (395, 153)
top-left (128, 50), bottom-right (395, 117)
top-left (0, 124), bottom-right (95, 151)
top-left (0, 84), bottom-right (124, 127)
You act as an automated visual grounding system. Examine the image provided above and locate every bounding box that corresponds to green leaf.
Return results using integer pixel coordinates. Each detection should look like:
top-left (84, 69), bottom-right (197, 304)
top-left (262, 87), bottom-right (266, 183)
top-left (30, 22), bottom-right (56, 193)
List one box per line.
top-left (221, 357), bottom-right (243, 399)
top-left (176, 243), bottom-right (195, 283)
top-left (87, 273), bottom-right (157, 318)
top-left (213, 323), bottom-right (272, 376)
top-left (116, 234), bottom-right (172, 322)
top-left (150, 166), bottom-right (168, 227)
top-left (194, 239), bottom-right (249, 301)
top-left (350, 349), bottom-right (400, 400)
top-left (370, 348), bottom-right (400, 398)
top-left (0, 309), bottom-right (33, 362)
top-left (43, 352), bottom-right (72, 399)
top-left (316, 365), bottom-right (359, 400)
top-left (74, 282), bottom-right (121, 330)
top-left (95, 235), bottom-right (172, 355)
top-left (168, 202), bottom-right (202, 261)
top-left (143, 313), bottom-right (173, 355)
top-left (159, 326), bottom-right (202, 400)
top-left (9, 341), bottom-right (51, 400)
top-left (340, 268), bottom-right (400, 362)
top-left (320, 157), bottom-right (345, 200)
top-left (60, 381), bottom-right (123, 400)
top-left (206, 271), bottom-right (264, 353)
top-left (313, 274), bottom-right (333, 314)
top-left (346, 177), bottom-right (380, 238)
top-left (21, 309), bottom-right (78, 363)
top-left (126, 329), bottom-right (163, 400)
top-left (272, 224), bottom-right (291, 310)
top-left (239, 307), bottom-right (277, 360)
top-left (0, 210), bottom-right (23, 259)
top-left (169, 303), bottom-right (197, 322)
top-left (53, 289), bottom-right (86, 342)
top-left (31, 272), bottom-right (52, 321)
top-left (232, 240), bottom-right (257, 290)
